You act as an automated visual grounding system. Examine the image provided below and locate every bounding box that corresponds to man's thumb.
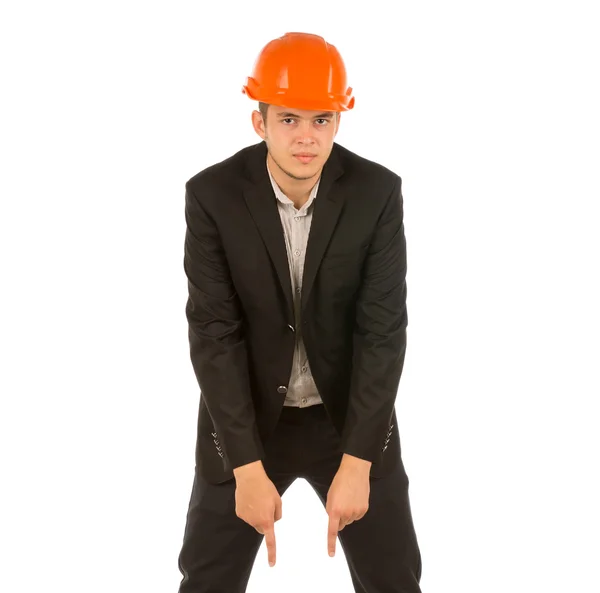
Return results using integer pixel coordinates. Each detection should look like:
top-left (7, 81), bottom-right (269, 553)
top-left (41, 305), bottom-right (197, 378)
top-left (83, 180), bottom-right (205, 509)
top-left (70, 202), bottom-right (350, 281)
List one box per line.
top-left (274, 496), bottom-right (283, 522)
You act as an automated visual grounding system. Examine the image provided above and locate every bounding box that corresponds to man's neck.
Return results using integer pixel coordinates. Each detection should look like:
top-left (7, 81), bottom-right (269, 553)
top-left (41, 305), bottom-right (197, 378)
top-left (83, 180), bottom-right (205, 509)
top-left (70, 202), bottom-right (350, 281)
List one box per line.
top-left (291, 194), bottom-right (310, 210)
top-left (267, 153), bottom-right (319, 205)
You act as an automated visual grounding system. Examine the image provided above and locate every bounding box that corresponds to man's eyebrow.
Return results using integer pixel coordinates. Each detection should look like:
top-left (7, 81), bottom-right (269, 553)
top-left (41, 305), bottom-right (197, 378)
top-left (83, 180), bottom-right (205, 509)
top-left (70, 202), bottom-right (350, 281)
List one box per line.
top-left (276, 111), bottom-right (335, 119)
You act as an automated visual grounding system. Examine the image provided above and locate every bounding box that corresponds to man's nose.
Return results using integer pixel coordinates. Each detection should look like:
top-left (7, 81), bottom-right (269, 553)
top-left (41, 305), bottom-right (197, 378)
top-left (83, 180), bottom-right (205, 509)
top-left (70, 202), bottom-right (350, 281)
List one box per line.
top-left (296, 120), bottom-right (316, 142)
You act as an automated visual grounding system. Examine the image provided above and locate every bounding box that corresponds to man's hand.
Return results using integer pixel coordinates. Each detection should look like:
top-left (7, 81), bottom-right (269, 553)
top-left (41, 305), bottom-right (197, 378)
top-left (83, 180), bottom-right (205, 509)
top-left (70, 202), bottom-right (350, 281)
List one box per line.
top-left (234, 464), bottom-right (282, 568)
top-left (326, 454), bottom-right (372, 557)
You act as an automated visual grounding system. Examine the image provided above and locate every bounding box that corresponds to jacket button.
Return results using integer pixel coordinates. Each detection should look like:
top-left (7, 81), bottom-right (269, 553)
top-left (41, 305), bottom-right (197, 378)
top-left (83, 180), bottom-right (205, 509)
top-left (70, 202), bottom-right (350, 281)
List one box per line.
top-left (277, 385), bottom-right (288, 394)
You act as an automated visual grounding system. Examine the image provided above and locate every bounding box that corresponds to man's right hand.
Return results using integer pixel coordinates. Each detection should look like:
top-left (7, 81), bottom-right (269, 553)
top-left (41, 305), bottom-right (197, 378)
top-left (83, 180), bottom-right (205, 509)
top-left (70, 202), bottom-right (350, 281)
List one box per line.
top-left (233, 461), bottom-right (282, 567)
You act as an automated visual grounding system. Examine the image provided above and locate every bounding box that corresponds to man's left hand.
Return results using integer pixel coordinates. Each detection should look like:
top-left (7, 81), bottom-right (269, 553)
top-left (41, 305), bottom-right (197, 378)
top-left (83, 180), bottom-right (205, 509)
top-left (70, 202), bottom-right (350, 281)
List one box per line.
top-left (326, 454), bottom-right (371, 557)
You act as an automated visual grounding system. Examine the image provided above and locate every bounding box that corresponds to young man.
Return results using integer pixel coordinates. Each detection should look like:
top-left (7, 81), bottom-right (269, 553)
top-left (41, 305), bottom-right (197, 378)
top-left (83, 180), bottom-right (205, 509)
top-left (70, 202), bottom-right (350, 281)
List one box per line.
top-left (177, 32), bottom-right (422, 592)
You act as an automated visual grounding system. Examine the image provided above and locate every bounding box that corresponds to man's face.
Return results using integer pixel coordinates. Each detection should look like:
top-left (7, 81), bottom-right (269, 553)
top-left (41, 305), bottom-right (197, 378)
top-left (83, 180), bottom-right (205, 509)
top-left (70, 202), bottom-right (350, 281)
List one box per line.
top-left (253, 105), bottom-right (340, 180)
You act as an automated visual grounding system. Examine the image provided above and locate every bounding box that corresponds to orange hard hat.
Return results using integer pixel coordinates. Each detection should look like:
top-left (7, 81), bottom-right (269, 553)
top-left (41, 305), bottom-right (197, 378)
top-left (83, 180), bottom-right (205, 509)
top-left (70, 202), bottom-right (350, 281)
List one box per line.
top-left (242, 32), bottom-right (355, 112)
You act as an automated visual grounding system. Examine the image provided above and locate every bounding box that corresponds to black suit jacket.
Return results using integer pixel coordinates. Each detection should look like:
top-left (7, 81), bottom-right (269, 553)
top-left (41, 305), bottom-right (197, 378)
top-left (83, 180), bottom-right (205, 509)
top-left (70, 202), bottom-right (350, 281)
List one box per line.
top-left (183, 140), bottom-right (409, 484)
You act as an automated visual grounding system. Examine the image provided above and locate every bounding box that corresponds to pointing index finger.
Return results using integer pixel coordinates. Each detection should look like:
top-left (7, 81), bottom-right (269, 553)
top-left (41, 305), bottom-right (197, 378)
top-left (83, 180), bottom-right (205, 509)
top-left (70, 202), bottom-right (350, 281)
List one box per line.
top-left (328, 513), bottom-right (340, 557)
top-left (264, 524), bottom-right (276, 567)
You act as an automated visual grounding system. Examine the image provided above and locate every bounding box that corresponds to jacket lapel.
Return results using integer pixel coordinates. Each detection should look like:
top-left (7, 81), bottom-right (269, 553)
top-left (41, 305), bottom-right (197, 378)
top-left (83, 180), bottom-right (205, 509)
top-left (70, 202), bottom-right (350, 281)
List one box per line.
top-left (243, 140), bottom-right (345, 320)
top-left (300, 151), bottom-right (344, 312)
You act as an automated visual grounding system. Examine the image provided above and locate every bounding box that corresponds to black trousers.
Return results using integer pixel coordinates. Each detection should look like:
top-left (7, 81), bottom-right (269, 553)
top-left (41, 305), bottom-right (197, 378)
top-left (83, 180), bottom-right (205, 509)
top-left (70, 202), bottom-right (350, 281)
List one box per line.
top-left (177, 403), bottom-right (422, 592)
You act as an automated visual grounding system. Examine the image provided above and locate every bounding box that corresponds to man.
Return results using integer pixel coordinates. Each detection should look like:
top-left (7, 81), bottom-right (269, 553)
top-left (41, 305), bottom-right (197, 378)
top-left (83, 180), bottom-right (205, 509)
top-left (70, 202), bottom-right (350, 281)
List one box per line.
top-left (177, 32), bottom-right (422, 592)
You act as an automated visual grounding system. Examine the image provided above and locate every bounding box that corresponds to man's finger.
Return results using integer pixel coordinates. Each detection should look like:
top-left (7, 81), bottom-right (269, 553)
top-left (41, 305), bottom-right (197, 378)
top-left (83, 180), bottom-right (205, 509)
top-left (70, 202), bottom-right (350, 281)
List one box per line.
top-left (264, 524), bottom-right (276, 567)
top-left (328, 513), bottom-right (340, 557)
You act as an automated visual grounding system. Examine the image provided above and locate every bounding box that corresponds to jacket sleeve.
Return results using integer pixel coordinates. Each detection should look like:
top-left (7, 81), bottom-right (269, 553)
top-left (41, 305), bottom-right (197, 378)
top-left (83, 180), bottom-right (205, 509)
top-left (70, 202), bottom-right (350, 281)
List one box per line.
top-left (183, 181), bottom-right (265, 470)
top-left (340, 175), bottom-right (408, 463)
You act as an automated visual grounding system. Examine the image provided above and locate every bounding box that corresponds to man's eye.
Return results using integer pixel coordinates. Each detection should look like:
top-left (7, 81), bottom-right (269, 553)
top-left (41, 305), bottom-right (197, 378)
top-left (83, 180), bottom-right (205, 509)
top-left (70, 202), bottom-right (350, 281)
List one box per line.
top-left (281, 118), bottom-right (329, 125)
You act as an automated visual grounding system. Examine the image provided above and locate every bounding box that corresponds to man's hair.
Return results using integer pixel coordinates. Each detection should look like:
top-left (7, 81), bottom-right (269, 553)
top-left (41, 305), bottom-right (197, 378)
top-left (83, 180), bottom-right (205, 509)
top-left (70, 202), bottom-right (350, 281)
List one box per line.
top-left (258, 101), bottom-right (269, 123)
top-left (258, 101), bottom-right (339, 124)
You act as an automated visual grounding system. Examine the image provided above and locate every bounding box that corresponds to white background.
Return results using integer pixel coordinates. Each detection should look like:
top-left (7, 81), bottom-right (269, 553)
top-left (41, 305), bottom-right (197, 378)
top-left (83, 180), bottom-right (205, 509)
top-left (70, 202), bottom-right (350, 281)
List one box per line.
top-left (1, 1), bottom-right (599, 592)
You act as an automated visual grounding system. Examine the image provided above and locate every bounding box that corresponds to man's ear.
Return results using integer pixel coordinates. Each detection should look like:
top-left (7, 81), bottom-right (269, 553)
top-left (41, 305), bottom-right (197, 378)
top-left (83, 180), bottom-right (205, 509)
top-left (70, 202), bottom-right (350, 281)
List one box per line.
top-left (251, 110), bottom-right (266, 139)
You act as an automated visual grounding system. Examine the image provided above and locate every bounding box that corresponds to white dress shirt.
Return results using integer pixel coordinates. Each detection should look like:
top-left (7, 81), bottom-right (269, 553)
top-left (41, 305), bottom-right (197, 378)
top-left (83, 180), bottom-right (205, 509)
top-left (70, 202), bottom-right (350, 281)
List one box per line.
top-left (266, 157), bottom-right (324, 408)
